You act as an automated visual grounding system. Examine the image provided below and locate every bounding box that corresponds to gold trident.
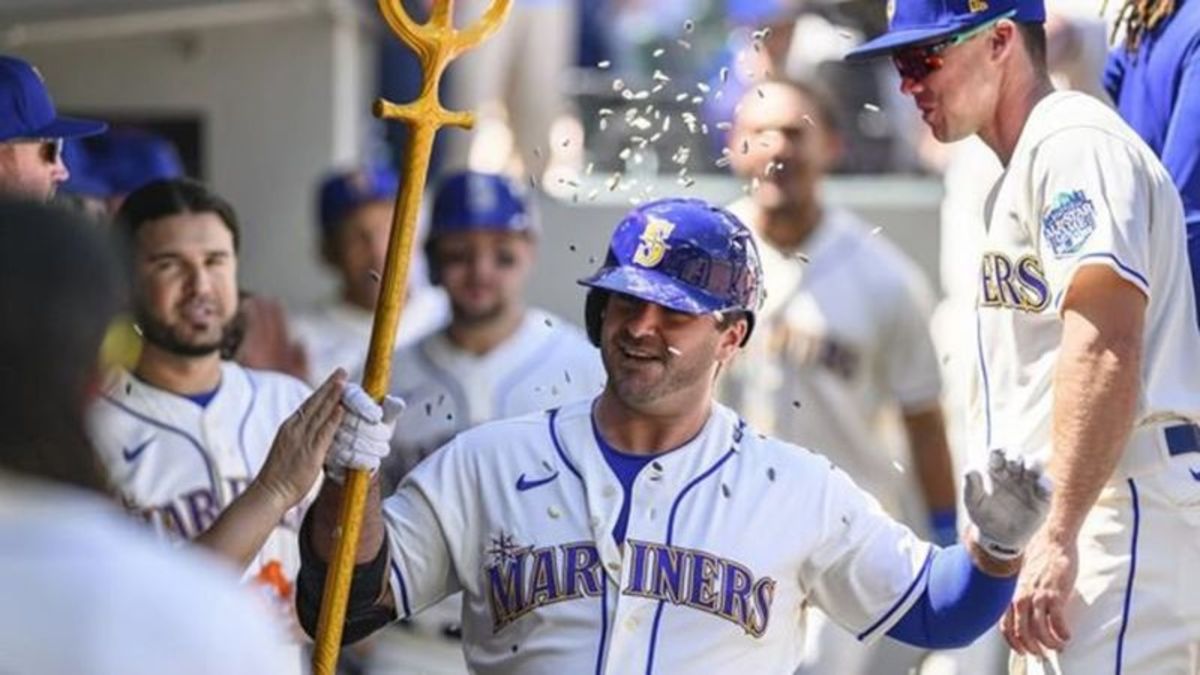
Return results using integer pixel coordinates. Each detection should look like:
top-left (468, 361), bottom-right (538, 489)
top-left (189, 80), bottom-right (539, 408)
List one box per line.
top-left (312, 1), bottom-right (512, 671)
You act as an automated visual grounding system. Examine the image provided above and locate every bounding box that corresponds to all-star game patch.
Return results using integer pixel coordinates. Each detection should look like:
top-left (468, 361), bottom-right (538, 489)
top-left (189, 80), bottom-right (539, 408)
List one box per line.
top-left (1042, 190), bottom-right (1097, 257)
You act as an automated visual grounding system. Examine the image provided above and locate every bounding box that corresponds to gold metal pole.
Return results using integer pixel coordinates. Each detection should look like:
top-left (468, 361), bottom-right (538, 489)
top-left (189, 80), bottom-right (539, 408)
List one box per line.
top-left (311, 2), bottom-right (512, 671)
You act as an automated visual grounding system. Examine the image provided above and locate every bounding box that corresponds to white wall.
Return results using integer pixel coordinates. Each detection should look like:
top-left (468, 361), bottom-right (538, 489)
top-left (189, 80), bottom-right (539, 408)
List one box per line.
top-left (10, 5), bottom-right (378, 305)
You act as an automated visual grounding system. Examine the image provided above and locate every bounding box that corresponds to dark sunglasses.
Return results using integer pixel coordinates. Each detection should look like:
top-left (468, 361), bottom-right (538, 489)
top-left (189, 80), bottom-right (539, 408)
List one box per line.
top-left (7, 137), bottom-right (65, 164)
top-left (891, 10), bottom-right (1016, 82)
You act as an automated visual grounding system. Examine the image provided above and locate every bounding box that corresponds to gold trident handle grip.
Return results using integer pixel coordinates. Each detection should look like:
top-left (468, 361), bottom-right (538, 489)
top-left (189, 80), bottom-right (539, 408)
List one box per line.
top-left (311, 1), bottom-right (511, 673)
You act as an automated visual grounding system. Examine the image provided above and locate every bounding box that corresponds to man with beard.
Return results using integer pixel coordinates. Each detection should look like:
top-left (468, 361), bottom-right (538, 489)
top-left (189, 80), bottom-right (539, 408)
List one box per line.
top-left (367, 170), bottom-right (604, 671)
top-left (297, 198), bottom-right (1054, 672)
top-left (720, 80), bottom-right (957, 674)
top-left (86, 178), bottom-right (347, 674)
top-left (0, 55), bottom-right (106, 201)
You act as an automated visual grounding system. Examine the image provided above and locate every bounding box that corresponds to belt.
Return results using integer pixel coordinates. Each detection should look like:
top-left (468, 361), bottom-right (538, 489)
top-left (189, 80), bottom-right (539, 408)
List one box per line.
top-left (1165, 423), bottom-right (1200, 457)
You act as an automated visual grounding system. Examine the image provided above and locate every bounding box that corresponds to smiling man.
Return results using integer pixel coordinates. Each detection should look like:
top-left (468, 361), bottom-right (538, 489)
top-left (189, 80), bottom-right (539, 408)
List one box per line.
top-left (847, 1), bottom-right (1200, 672)
top-left (298, 198), bottom-right (1054, 673)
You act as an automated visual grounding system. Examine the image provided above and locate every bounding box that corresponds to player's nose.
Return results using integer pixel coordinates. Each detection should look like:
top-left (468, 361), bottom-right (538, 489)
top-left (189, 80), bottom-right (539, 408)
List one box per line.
top-left (899, 76), bottom-right (923, 95)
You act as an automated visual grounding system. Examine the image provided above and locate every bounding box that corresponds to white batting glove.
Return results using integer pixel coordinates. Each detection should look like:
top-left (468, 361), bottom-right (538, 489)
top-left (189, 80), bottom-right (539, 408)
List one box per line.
top-left (964, 449), bottom-right (1053, 561)
top-left (324, 383), bottom-right (405, 483)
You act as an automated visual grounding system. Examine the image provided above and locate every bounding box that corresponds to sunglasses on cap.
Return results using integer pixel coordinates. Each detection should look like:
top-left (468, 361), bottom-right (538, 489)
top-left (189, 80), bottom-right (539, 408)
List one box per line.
top-left (4, 137), bottom-right (65, 165)
top-left (891, 10), bottom-right (1018, 83)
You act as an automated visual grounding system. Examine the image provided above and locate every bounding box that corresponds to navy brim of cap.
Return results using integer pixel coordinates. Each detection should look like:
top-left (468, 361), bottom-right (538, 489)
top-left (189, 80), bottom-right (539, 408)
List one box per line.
top-left (844, 23), bottom-right (972, 60)
top-left (577, 266), bottom-right (725, 316)
top-left (28, 116), bottom-right (108, 140)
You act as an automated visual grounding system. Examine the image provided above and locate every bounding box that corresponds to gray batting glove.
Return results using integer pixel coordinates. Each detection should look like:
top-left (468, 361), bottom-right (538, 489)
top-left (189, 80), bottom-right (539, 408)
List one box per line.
top-left (964, 449), bottom-right (1053, 561)
top-left (325, 383), bottom-right (405, 483)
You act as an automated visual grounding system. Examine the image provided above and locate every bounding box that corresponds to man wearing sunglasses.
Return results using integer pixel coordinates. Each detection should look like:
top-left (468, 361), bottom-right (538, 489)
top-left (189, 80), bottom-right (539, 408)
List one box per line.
top-left (0, 55), bottom-right (105, 200)
top-left (848, 1), bottom-right (1200, 673)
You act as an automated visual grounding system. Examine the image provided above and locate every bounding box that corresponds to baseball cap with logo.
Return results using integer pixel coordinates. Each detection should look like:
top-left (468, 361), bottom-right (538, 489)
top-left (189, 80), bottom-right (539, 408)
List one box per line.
top-left (0, 56), bottom-right (107, 142)
top-left (317, 165), bottom-right (399, 237)
top-left (844, 0), bottom-right (1046, 60)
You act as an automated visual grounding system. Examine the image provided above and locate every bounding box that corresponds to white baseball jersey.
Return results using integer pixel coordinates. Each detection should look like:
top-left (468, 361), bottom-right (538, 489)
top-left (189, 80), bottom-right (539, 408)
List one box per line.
top-left (973, 91), bottom-right (1200, 674)
top-left (721, 201), bottom-right (942, 510)
top-left (380, 398), bottom-right (933, 674)
top-left (382, 308), bottom-right (606, 480)
top-left (86, 362), bottom-right (315, 672)
top-left (290, 288), bottom-right (448, 387)
top-left (971, 91), bottom-right (1200, 463)
top-left (0, 472), bottom-right (287, 675)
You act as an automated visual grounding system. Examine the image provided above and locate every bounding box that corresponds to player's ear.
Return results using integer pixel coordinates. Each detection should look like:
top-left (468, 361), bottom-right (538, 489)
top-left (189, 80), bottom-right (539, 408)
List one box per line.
top-left (715, 314), bottom-right (749, 362)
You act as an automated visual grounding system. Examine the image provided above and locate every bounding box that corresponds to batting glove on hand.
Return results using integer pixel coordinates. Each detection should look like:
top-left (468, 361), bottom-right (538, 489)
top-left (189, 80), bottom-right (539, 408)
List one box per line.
top-left (964, 449), bottom-right (1053, 561)
top-left (324, 383), bottom-right (405, 483)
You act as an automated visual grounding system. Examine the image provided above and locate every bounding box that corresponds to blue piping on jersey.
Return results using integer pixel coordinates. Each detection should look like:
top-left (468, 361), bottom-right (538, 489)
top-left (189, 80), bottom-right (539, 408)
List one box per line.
top-left (236, 369), bottom-right (258, 478)
top-left (1115, 479), bottom-right (1141, 675)
top-left (495, 327), bottom-right (563, 418)
top-left (388, 560), bottom-right (413, 618)
top-left (975, 311), bottom-right (994, 448)
top-left (1053, 252), bottom-right (1150, 309)
top-left (856, 546), bottom-right (934, 641)
top-left (100, 394), bottom-right (220, 498)
top-left (595, 571), bottom-right (609, 675)
top-left (547, 407), bottom-right (583, 482)
top-left (643, 420), bottom-right (745, 675)
top-left (416, 341), bottom-right (471, 426)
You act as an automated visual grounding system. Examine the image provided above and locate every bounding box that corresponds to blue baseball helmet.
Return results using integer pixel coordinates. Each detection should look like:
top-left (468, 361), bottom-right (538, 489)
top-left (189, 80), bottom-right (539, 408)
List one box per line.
top-left (578, 198), bottom-right (764, 347)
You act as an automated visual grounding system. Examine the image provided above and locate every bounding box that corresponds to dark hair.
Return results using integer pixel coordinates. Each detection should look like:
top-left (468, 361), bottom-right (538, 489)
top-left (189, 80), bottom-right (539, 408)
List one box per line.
top-left (115, 178), bottom-right (241, 252)
top-left (1017, 22), bottom-right (1048, 74)
top-left (0, 198), bottom-right (122, 493)
top-left (1113, 0), bottom-right (1176, 51)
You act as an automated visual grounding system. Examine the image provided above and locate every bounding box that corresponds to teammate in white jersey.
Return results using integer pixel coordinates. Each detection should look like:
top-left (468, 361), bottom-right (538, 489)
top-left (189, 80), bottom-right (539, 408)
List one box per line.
top-left (86, 179), bottom-right (348, 673)
top-left (373, 170), bottom-right (604, 670)
top-left (722, 79), bottom-right (958, 675)
top-left (849, 1), bottom-right (1200, 672)
top-left (0, 198), bottom-right (285, 674)
top-left (290, 165), bottom-right (448, 386)
top-left (298, 198), bottom-right (1054, 673)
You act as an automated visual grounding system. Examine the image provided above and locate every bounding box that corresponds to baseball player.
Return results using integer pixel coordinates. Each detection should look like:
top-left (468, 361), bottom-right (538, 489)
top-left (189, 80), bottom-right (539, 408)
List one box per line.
top-left (0, 197), bottom-right (285, 674)
top-left (1106, 0), bottom-right (1200, 331)
top-left (721, 79), bottom-right (958, 675)
top-left (371, 170), bottom-right (605, 670)
top-left (290, 164), bottom-right (448, 386)
top-left (297, 198), bottom-right (1053, 673)
top-left (848, 0), bottom-right (1200, 671)
top-left (0, 55), bottom-right (105, 201)
top-left (86, 178), bottom-right (344, 674)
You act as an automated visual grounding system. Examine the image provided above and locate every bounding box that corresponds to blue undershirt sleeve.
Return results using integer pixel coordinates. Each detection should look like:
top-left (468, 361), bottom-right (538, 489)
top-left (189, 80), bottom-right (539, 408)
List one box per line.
top-left (885, 544), bottom-right (1015, 649)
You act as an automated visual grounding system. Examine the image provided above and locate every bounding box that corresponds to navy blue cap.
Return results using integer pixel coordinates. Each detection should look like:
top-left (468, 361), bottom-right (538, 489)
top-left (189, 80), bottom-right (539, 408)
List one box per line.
top-left (845, 0), bottom-right (1045, 60)
top-left (430, 171), bottom-right (535, 236)
top-left (60, 139), bottom-right (110, 198)
top-left (0, 56), bottom-right (107, 142)
top-left (91, 129), bottom-right (184, 196)
top-left (317, 165), bottom-right (398, 236)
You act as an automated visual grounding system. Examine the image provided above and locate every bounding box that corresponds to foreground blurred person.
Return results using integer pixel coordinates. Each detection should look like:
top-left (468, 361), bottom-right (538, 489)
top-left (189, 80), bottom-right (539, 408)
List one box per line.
top-left (0, 198), bottom-right (283, 674)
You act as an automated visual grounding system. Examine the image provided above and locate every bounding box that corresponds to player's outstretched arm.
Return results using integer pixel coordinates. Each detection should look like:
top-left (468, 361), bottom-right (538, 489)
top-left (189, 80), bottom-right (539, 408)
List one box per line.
top-left (195, 370), bottom-right (346, 568)
top-left (296, 383), bottom-right (404, 643)
top-left (886, 449), bottom-right (1052, 648)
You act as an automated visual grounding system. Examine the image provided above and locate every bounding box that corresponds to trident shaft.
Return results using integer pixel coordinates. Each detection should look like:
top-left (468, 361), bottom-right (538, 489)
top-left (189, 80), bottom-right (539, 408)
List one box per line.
top-left (312, 1), bottom-right (511, 671)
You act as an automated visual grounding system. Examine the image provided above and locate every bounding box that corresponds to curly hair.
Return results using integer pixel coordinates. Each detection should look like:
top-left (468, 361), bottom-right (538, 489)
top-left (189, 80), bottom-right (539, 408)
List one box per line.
top-left (1112, 0), bottom-right (1177, 51)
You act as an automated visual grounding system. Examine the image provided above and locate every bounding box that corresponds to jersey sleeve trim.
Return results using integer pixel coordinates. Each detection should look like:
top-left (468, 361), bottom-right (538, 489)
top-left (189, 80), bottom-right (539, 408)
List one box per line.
top-left (388, 559), bottom-right (413, 619)
top-left (548, 407), bottom-right (584, 481)
top-left (855, 545), bottom-right (934, 642)
top-left (1051, 252), bottom-right (1150, 312)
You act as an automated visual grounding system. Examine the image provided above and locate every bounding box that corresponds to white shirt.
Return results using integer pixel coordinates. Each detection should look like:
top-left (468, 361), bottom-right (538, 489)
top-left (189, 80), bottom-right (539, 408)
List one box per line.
top-left (971, 91), bottom-right (1200, 465)
top-left (86, 362), bottom-right (315, 673)
top-left (382, 308), bottom-right (606, 480)
top-left (290, 288), bottom-right (448, 387)
top-left (0, 474), bottom-right (286, 675)
top-left (380, 398), bottom-right (932, 674)
top-left (721, 202), bottom-right (942, 507)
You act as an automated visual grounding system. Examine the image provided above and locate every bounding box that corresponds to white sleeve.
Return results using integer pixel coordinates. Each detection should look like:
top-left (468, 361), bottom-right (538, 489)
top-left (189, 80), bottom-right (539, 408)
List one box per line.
top-left (800, 464), bottom-right (933, 642)
top-left (1031, 130), bottom-right (1153, 310)
top-left (880, 263), bottom-right (942, 409)
top-left (381, 438), bottom-right (467, 618)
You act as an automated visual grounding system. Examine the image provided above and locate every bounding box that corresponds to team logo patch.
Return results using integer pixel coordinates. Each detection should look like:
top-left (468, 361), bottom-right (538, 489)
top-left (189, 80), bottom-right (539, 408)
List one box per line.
top-left (1042, 190), bottom-right (1097, 258)
top-left (968, 0), bottom-right (989, 13)
top-left (633, 215), bottom-right (675, 268)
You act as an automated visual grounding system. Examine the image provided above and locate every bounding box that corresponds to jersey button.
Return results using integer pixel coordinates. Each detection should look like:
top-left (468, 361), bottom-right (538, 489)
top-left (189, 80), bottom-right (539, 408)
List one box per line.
top-left (606, 561), bottom-right (621, 573)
